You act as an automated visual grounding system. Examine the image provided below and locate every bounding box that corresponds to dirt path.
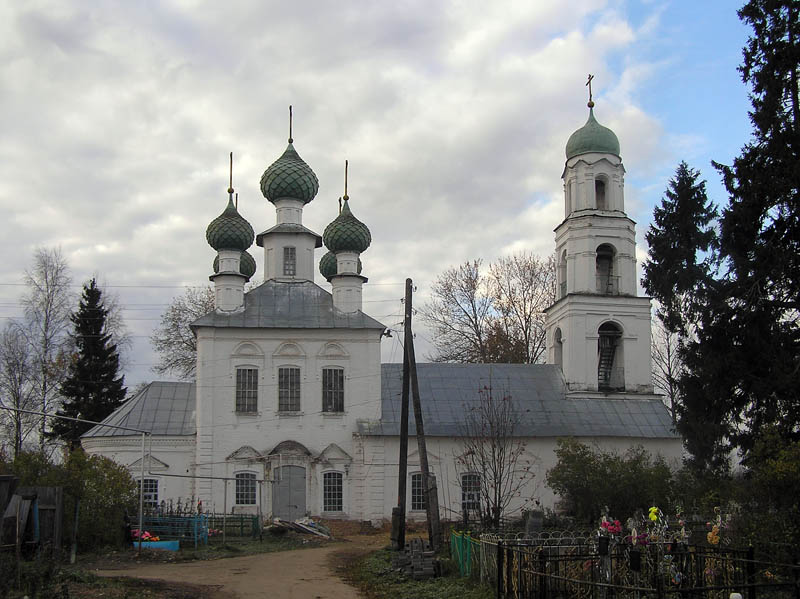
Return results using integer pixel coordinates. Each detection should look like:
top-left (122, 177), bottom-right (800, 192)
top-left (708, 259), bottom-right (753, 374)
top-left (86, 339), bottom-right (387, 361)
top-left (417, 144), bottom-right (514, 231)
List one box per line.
top-left (96, 538), bottom-right (383, 599)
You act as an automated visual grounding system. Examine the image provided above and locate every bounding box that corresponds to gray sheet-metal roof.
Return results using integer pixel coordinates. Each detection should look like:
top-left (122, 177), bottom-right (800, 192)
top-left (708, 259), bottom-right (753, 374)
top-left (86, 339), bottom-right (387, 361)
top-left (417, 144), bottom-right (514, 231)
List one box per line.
top-left (82, 381), bottom-right (196, 438)
top-left (360, 363), bottom-right (678, 439)
top-left (256, 223), bottom-right (323, 248)
top-left (191, 280), bottom-right (386, 331)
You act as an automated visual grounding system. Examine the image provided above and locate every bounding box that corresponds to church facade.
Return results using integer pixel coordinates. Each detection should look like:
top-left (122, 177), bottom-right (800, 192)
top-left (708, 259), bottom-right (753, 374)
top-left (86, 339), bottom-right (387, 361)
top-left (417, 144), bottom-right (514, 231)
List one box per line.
top-left (82, 102), bottom-right (680, 522)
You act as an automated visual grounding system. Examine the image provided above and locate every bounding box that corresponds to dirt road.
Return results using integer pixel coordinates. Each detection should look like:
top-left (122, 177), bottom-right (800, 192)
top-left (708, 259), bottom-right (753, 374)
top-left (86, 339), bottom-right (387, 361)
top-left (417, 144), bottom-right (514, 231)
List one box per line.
top-left (96, 539), bottom-right (380, 599)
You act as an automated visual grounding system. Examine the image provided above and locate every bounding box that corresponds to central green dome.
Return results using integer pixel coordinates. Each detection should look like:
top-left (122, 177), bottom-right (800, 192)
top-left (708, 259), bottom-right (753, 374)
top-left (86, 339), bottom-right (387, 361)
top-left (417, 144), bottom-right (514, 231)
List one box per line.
top-left (260, 143), bottom-right (319, 204)
top-left (206, 198), bottom-right (255, 252)
top-left (323, 199), bottom-right (372, 254)
top-left (565, 108), bottom-right (620, 159)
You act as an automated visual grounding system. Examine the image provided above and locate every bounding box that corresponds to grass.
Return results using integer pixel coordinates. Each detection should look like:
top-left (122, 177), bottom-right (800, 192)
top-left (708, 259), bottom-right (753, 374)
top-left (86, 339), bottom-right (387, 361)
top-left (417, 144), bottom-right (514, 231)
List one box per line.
top-left (346, 548), bottom-right (493, 599)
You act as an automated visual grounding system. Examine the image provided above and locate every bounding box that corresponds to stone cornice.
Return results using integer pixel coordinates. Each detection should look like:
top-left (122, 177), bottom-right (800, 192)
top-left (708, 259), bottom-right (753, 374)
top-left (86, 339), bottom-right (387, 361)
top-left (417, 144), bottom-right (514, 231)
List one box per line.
top-left (82, 436), bottom-right (195, 450)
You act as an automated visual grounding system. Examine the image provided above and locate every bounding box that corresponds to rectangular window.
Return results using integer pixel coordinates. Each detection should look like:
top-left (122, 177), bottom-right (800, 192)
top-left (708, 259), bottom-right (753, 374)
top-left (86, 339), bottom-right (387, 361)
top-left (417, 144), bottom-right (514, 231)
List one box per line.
top-left (461, 473), bottom-right (480, 514)
top-left (138, 478), bottom-right (159, 511)
top-left (322, 368), bottom-right (344, 412)
top-left (411, 473), bottom-right (425, 511)
top-left (235, 472), bottom-right (257, 505)
top-left (278, 367), bottom-right (301, 411)
top-left (323, 472), bottom-right (343, 512)
top-left (283, 247), bottom-right (296, 276)
top-left (236, 368), bottom-right (258, 413)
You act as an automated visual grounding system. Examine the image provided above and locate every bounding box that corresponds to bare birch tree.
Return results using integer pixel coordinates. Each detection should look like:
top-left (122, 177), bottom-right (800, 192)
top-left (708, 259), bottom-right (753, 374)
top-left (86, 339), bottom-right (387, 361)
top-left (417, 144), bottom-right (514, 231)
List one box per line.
top-left (150, 286), bottom-right (215, 379)
top-left (456, 384), bottom-right (537, 528)
top-left (0, 321), bottom-right (36, 458)
top-left (652, 319), bottom-right (683, 424)
top-left (489, 253), bottom-right (556, 364)
top-left (421, 261), bottom-right (493, 363)
top-left (22, 247), bottom-right (73, 453)
top-left (421, 252), bottom-right (555, 364)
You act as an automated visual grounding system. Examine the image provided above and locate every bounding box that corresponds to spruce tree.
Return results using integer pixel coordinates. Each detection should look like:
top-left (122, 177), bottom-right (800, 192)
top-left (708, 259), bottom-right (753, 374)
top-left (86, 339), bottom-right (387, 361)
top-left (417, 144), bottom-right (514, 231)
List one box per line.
top-left (52, 278), bottom-right (127, 449)
top-left (706, 0), bottom-right (800, 458)
top-left (642, 161), bottom-right (717, 336)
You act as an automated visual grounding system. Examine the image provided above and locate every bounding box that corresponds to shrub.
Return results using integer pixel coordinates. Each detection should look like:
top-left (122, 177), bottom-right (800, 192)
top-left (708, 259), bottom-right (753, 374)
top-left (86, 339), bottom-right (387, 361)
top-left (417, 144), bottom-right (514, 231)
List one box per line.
top-left (545, 439), bottom-right (675, 524)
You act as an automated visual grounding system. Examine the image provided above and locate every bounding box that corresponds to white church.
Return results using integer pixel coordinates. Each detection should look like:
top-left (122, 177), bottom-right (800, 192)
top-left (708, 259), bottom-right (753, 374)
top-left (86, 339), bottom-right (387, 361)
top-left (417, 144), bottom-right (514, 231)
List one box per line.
top-left (82, 100), bottom-right (681, 523)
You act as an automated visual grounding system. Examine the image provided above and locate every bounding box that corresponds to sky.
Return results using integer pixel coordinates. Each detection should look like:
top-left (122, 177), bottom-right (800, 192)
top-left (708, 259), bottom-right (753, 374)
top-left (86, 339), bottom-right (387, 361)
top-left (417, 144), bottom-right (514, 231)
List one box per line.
top-left (0, 0), bottom-right (753, 390)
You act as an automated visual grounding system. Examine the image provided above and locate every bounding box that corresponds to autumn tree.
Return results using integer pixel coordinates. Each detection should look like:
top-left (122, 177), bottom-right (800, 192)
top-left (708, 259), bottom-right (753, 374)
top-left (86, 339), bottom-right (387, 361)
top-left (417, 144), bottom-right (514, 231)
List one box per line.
top-left (456, 384), bottom-right (537, 528)
top-left (51, 278), bottom-right (127, 449)
top-left (421, 252), bottom-right (555, 364)
top-left (150, 286), bottom-right (215, 379)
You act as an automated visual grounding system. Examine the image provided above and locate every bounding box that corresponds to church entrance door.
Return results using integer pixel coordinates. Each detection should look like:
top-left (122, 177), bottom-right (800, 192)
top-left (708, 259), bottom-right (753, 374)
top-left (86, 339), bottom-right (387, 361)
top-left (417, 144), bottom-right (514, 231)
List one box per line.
top-left (272, 465), bottom-right (306, 520)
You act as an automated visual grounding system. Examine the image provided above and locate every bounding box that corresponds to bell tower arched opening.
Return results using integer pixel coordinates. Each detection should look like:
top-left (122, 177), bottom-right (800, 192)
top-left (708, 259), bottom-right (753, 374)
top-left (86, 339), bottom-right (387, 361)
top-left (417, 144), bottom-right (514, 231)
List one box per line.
top-left (558, 251), bottom-right (567, 298)
top-left (595, 177), bottom-right (607, 210)
top-left (595, 244), bottom-right (618, 295)
top-left (598, 322), bottom-right (624, 391)
top-left (554, 328), bottom-right (563, 369)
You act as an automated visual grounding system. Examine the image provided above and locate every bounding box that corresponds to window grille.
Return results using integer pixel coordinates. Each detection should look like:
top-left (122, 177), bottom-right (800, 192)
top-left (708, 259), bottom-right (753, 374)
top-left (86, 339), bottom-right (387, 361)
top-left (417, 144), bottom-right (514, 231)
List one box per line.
top-left (236, 368), bottom-right (258, 413)
top-left (283, 247), bottom-right (296, 276)
top-left (323, 472), bottom-right (343, 512)
top-left (235, 472), bottom-right (257, 505)
top-left (278, 367), bottom-right (301, 411)
top-left (461, 473), bottom-right (480, 513)
top-left (138, 478), bottom-right (158, 511)
top-left (411, 473), bottom-right (426, 511)
top-left (322, 368), bottom-right (344, 412)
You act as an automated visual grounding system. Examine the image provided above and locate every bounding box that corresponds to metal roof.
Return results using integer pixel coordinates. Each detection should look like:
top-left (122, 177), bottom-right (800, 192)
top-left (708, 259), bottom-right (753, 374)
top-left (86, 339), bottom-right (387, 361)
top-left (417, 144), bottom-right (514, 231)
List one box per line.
top-left (191, 280), bottom-right (386, 331)
top-left (255, 223), bottom-right (323, 248)
top-left (359, 363), bottom-right (678, 439)
top-left (82, 381), bottom-right (196, 438)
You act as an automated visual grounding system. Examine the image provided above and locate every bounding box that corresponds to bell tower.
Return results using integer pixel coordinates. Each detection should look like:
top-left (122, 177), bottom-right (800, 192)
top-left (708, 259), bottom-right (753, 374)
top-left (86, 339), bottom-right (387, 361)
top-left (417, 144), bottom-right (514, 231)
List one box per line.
top-left (545, 81), bottom-right (654, 396)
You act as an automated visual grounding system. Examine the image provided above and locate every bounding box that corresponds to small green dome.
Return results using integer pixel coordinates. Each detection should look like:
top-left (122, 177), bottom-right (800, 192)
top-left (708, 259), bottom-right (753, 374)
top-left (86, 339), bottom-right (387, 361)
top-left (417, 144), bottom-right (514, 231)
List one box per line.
top-left (260, 143), bottom-right (319, 204)
top-left (319, 250), bottom-right (363, 281)
top-left (565, 108), bottom-right (620, 159)
top-left (319, 251), bottom-right (337, 280)
top-left (213, 251), bottom-right (256, 278)
top-left (206, 198), bottom-right (254, 251)
top-left (323, 199), bottom-right (372, 254)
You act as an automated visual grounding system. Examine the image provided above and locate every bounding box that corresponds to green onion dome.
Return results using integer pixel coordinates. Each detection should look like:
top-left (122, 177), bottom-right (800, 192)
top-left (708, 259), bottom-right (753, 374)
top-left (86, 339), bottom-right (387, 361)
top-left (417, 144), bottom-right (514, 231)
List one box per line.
top-left (565, 108), bottom-right (620, 160)
top-left (260, 143), bottom-right (319, 204)
top-left (213, 250), bottom-right (256, 278)
top-left (323, 199), bottom-right (371, 254)
top-left (206, 198), bottom-right (255, 251)
top-left (319, 251), bottom-right (337, 280)
top-left (319, 250), bottom-right (362, 281)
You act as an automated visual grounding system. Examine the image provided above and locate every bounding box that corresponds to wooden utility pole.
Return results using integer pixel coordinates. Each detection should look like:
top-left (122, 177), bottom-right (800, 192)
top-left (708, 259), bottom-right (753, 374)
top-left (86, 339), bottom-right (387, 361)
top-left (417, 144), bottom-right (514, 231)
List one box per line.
top-left (390, 280), bottom-right (412, 550)
top-left (405, 278), bottom-right (442, 550)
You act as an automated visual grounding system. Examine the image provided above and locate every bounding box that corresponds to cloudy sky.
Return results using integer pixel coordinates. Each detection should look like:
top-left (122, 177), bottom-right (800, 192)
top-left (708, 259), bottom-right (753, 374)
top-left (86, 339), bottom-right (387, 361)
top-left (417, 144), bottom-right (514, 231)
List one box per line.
top-left (0, 1), bottom-right (753, 389)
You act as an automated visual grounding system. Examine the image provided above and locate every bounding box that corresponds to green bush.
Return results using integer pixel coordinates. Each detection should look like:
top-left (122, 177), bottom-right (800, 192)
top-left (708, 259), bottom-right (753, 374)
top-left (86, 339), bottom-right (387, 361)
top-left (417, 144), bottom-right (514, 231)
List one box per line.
top-left (545, 439), bottom-right (675, 524)
top-left (2, 449), bottom-right (137, 550)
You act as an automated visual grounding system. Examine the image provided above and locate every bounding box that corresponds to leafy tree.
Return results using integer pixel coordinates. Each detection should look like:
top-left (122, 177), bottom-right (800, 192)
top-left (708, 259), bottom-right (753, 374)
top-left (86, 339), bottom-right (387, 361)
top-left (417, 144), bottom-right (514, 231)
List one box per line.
top-left (51, 278), bottom-right (127, 449)
top-left (151, 285), bottom-right (215, 379)
top-left (545, 439), bottom-right (674, 525)
top-left (456, 384), bottom-right (537, 528)
top-left (22, 247), bottom-right (73, 454)
top-left (642, 162), bottom-right (717, 336)
top-left (1, 449), bottom-right (138, 548)
top-left (421, 253), bottom-right (555, 364)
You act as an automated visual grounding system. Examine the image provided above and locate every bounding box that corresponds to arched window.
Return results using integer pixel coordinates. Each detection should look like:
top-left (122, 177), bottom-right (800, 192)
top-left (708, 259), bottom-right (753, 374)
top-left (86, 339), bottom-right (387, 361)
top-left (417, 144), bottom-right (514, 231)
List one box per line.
top-left (598, 322), bottom-right (624, 391)
top-left (595, 244), bottom-right (618, 294)
top-left (554, 328), bottom-right (563, 369)
top-left (595, 178), bottom-right (607, 210)
top-left (558, 251), bottom-right (567, 298)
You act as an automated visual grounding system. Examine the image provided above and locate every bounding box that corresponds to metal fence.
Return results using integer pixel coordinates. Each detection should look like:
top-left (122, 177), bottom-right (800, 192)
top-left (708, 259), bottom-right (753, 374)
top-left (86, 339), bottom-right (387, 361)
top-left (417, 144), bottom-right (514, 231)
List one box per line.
top-left (136, 514), bottom-right (209, 549)
top-left (450, 530), bottom-right (800, 598)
